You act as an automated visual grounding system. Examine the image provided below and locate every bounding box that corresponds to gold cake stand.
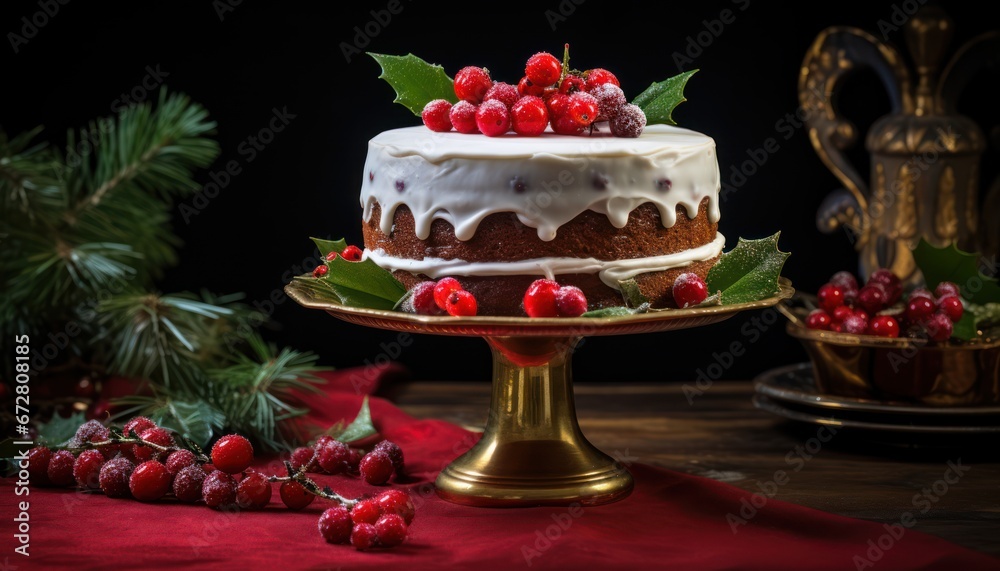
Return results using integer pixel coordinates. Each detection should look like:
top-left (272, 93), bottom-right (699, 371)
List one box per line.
top-left (286, 280), bottom-right (793, 507)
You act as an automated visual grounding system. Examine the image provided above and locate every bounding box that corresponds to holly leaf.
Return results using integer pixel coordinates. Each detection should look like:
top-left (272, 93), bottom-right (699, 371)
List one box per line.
top-left (368, 53), bottom-right (458, 117)
top-left (912, 239), bottom-right (1000, 305)
top-left (37, 411), bottom-right (87, 446)
top-left (632, 70), bottom-right (697, 126)
top-left (618, 278), bottom-right (649, 308)
top-left (329, 397), bottom-right (376, 444)
top-left (706, 233), bottom-right (790, 305)
top-left (311, 237), bottom-right (347, 259)
top-left (951, 312), bottom-right (978, 341)
top-left (582, 304), bottom-right (650, 318)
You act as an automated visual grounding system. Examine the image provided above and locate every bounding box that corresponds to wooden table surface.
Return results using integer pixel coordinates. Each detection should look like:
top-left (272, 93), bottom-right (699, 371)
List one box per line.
top-left (388, 380), bottom-right (1000, 557)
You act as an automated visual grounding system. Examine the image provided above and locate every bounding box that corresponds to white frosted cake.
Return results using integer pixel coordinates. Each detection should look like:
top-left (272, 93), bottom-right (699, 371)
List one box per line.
top-left (360, 124), bottom-right (723, 315)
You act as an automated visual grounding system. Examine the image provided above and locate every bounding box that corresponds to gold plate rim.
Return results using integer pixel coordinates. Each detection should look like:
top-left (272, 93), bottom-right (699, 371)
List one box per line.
top-left (284, 280), bottom-right (794, 336)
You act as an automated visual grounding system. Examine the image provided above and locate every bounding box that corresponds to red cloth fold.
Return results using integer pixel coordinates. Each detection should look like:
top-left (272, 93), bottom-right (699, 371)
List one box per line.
top-left (3, 368), bottom-right (997, 570)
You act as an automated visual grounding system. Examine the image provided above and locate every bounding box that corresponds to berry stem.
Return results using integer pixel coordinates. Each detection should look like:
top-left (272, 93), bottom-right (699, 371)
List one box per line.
top-left (268, 461), bottom-right (359, 508)
top-left (561, 43), bottom-right (571, 82)
top-left (63, 435), bottom-right (210, 464)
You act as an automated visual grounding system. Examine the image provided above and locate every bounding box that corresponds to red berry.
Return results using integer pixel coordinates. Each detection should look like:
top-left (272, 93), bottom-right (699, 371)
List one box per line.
top-left (517, 76), bottom-right (545, 97)
top-left (925, 312), bottom-right (954, 342)
top-left (524, 279), bottom-right (561, 317)
top-left (279, 480), bottom-right (314, 510)
top-left (135, 427), bottom-right (175, 462)
top-left (47, 450), bottom-right (76, 486)
top-left (485, 82), bottom-right (519, 110)
top-left (433, 277), bottom-right (463, 310)
top-left (211, 434), bottom-right (254, 474)
top-left (454, 66), bottom-right (492, 104)
top-left (853, 308), bottom-right (870, 321)
top-left (673, 273), bottom-right (709, 308)
top-left (909, 288), bottom-right (934, 301)
top-left (130, 460), bottom-right (172, 501)
top-left (317, 439), bottom-right (351, 475)
top-left (318, 506), bottom-right (354, 544)
top-left (830, 305), bottom-right (851, 325)
top-left (449, 101), bottom-right (480, 134)
top-left (555, 286), bottom-right (588, 317)
top-left (525, 52), bottom-right (561, 86)
top-left (74, 419), bottom-right (110, 446)
top-left (99, 456), bottom-right (135, 498)
top-left (511, 96), bottom-right (549, 136)
top-left (937, 295), bottom-right (964, 323)
top-left (545, 92), bottom-right (571, 118)
top-left (551, 112), bottom-right (586, 135)
top-left (445, 290), bottom-right (478, 316)
top-left (375, 513), bottom-right (408, 547)
top-left (202, 470), bottom-right (237, 509)
top-left (290, 447), bottom-right (315, 471)
top-left (559, 75), bottom-right (586, 94)
top-left (867, 315), bottom-right (900, 338)
top-left (173, 464), bottom-right (206, 503)
top-left (165, 449), bottom-right (196, 475)
top-left (348, 448), bottom-right (363, 473)
top-left (122, 416), bottom-right (157, 459)
top-left (856, 285), bottom-right (887, 315)
top-left (313, 264), bottom-right (328, 278)
top-left (935, 281), bottom-right (961, 299)
top-left (475, 99), bottom-right (511, 137)
top-left (805, 309), bottom-right (832, 330)
top-left (868, 269), bottom-right (902, 304)
top-left (567, 92), bottom-right (599, 127)
top-left (352, 498), bottom-right (383, 525)
top-left (373, 440), bottom-right (405, 475)
top-left (351, 523), bottom-right (379, 551)
top-left (27, 446), bottom-right (52, 485)
top-left (421, 99), bottom-right (453, 132)
top-left (591, 83), bottom-right (626, 120)
top-left (376, 489), bottom-right (415, 525)
top-left (73, 449), bottom-right (105, 489)
top-left (341, 245), bottom-right (363, 262)
top-left (906, 296), bottom-right (936, 324)
top-left (609, 104), bottom-right (646, 137)
top-left (841, 314), bottom-right (868, 334)
top-left (829, 271), bottom-right (858, 291)
top-left (817, 283), bottom-right (845, 313)
top-left (407, 281), bottom-right (444, 315)
top-left (360, 451), bottom-right (395, 485)
top-left (585, 68), bottom-right (620, 90)
top-left (236, 471), bottom-right (272, 509)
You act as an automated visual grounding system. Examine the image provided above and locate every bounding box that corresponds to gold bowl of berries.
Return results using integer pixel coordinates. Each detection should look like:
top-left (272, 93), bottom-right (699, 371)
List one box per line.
top-left (781, 245), bottom-right (1000, 406)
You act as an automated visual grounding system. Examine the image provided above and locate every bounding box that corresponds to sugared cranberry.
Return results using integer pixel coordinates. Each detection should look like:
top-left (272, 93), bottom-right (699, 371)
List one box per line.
top-left (290, 447), bottom-right (315, 471)
top-left (449, 100), bottom-right (480, 134)
top-left (454, 66), bottom-right (492, 104)
top-left (591, 83), bottom-right (626, 120)
top-left (173, 464), bottom-right (206, 502)
top-left (555, 286), bottom-right (588, 317)
top-left (817, 284), bottom-right (845, 313)
top-left (375, 513), bottom-right (408, 547)
top-left (567, 92), bottom-right (598, 127)
top-left (517, 76), bottom-right (546, 97)
top-left (47, 450), bottom-right (76, 486)
top-left (360, 451), bottom-right (395, 485)
top-left (841, 314), bottom-right (868, 334)
top-left (806, 309), bottom-right (832, 330)
top-left (935, 281), bottom-right (961, 299)
top-left (524, 279), bottom-right (561, 317)
top-left (318, 506), bottom-right (353, 544)
top-left (867, 315), bottom-right (900, 338)
top-left (609, 104), bottom-right (646, 138)
top-left (407, 281), bottom-right (443, 315)
top-left (868, 269), bottom-right (902, 304)
top-left (672, 273), bottom-right (708, 308)
top-left (484, 82), bottom-right (519, 110)
top-left (27, 446), bottom-right (52, 485)
top-left (279, 480), bottom-right (314, 510)
top-left (421, 99), bottom-right (453, 132)
top-left (351, 523), bottom-right (379, 551)
top-left (376, 489), bottom-right (415, 525)
top-left (475, 100), bottom-right (511, 137)
top-left (925, 313), bottom-right (954, 342)
top-left (372, 440), bottom-right (405, 475)
top-left (937, 295), bottom-right (964, 323)
top-left (202, 470), bottom-right (237, 509)
top-left (236, 471), bottom-right (272, 509)
top-left (317, 439), bottom-right (351, 475)
top-left (73, 449), bottom-right (105, 489)
top-left (99, 456), bottom-right (135, 498)
top-left (831, 305), bottom-right (853, 323)
top-left (585, 68), bottom-right (620, 90)
top-left (525, 52), bottom-right (562, 87)
top-left (351, 498), bottom-right (382, 525)
top-left (165, 449), bottom-right (196, 475)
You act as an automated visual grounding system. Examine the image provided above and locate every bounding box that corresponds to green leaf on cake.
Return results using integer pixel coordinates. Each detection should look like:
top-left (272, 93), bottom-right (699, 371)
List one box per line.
top-left (618, 278), bottom-right (649, 308)
top-left (632, 70), bottom-right (697, 126)
top-left (912, 239), bottom-right (1000, 305)
top-left (296, 239), bottom-right (407, 310)
top-left (582, 304), bottom-right (650, 318)
top-left (706, 233), bottom-right (790, 305)
top-left (951, 312), bottom-right (978, 342)
top-left (368, 53), bottom-right (458, 117)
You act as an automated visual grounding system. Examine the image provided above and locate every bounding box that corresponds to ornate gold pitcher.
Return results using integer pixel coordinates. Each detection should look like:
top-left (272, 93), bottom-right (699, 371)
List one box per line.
top-left (800, 7), bottom-right (998, 285)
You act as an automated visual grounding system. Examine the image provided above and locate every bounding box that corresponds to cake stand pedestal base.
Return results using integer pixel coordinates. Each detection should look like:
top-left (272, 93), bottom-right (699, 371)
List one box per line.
top-left (435, 336), bottom-right (633, 507)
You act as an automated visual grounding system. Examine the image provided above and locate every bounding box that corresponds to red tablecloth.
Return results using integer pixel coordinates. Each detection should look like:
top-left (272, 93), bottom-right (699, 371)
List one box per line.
top-left (3, 369), bottom-right (998, 570)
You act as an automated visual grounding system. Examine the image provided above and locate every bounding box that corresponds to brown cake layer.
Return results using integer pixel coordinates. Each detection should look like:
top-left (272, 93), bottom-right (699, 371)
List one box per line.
top-left (363, 198), bottom-right (719, 316)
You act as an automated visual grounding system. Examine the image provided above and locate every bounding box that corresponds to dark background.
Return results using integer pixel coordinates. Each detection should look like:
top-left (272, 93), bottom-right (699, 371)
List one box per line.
top-left (2, 1), bottom-right (996, 382)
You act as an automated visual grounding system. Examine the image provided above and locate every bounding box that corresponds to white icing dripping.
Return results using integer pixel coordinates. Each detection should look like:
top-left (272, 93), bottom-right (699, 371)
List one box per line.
top-left (364, 233), bottom-right (725, 289)
top-left (360, 125), bottom-right (721, 242)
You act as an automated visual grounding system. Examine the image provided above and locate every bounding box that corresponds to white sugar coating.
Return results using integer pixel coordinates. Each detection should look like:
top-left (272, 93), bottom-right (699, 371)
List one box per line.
top-left (610, 104), bottom-right (646, 138)
top-left (592, 83), bottom-right (626, 118)
top-left (673, 272), bottom-right (703, 288)
top-left (99, 456), bottom-right (135, 497)
top-left (173, 464), bottom-right (206, 502)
